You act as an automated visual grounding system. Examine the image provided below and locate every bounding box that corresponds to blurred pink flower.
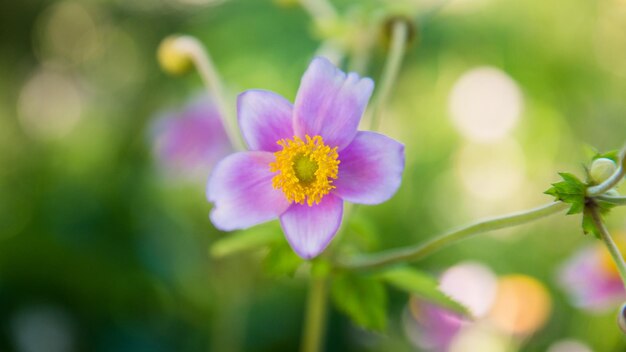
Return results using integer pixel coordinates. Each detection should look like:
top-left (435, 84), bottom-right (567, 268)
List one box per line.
top-left (151, 97), bottom-right (232, 181)
top-left (558, 244), bottom-right (626, 311)
top-left (404, 298), bottom-right (465, 352)
top-left (403, 261), bottom-right (496, 351)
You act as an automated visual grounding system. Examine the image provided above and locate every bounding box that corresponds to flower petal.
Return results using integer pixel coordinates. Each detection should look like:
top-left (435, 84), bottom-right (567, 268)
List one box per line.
top-left (207, 151), bottom-right (290, 230)
top-left (293, 57), bottom-right (374, 150)
top-left (151, 97), bottom-right (232, 180)
top-left (333, 131), bottom-right (404, 204)
top-left (280, 194), bottom-right (343, 259)
top-left (238, 90), bottom-right (294, 152)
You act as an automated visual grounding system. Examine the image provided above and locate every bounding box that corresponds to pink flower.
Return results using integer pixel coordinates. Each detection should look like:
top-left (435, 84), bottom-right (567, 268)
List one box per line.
top-left (207, 57), bottom-right (405, 258)
top-left (152, 97), bottom-right (232, 181)
top-left (404, 299), bottom-right (465, 352)
top-left (558, 244), bottom-right (626, 311)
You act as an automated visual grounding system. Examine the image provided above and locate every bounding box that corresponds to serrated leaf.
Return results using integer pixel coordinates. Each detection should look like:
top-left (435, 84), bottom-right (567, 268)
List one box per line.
top-left (378, 267), bottom-right (469, 316)
top-left (544, 172), bottom-right (587, 215)
top-left (331, 273), bottom-right (387, 331)
top-left (209, 221), bottom-right (282, 258)
top-left (582, 209), bottom-right (600, 239)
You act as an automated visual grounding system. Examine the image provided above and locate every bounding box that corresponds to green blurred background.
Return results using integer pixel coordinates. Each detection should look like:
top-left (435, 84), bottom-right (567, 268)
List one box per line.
top-left (1, 0), bottom-right (626, 351)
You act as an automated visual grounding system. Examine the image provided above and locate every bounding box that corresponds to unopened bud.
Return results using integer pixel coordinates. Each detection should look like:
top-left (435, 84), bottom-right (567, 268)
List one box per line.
top-left (381, 16), bottom-right (418, 50)
top-left (618, 303), bottom-right (626, 333)
top-left (157, 36), bottom-right (193, 75)
top-left (590, 158), bottom-right (617, 184)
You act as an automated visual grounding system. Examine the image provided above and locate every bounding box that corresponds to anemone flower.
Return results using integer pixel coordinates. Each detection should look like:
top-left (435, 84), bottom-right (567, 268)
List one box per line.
top-left (558, 243), bottom-right (626, 311)
top-left (152, 97), bottom-right (232, 181)
top-left (207, 57), bottom-right (405, 259)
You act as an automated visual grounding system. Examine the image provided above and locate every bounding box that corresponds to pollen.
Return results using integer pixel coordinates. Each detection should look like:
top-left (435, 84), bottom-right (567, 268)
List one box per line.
top-left (270, 135), bottom-right (340, 206)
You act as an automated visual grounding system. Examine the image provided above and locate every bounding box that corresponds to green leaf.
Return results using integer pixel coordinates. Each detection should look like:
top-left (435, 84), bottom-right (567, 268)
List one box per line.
top-left (209, 221), bottom-right (282, 258)
top-left (262, 240), bottom-right (303, 277)
top-left (582, 208), bottom-right (599, 239)
top-left (544, 172), bottom-right (587, 215)
top-left (331, 273), bottom-right (387, 331)
top-left (378, 266), bottom-right (469, 316)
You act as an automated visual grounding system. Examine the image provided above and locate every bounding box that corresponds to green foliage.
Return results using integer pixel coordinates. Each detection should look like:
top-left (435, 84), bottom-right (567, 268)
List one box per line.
top-left (581, 210), bottom-right (598, 238)
top-left (262, 240), bottom-right (303, 277)
top-left (544, 172), bottom-right (587, 215)
top-left (378, 266), bottom-right (469, 316)
top-left (545, 168), bottom-right (617, 239)
top-left (583, 199), bottom-right (617, 238)
top-left (331, 273), bottom-right (387, 331)
top-left (209, 221), bottom-right (282, 258)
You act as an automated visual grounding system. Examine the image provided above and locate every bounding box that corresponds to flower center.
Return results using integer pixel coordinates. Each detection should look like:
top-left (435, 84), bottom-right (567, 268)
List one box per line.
top-left (270, 135), bottom-right (340, 206)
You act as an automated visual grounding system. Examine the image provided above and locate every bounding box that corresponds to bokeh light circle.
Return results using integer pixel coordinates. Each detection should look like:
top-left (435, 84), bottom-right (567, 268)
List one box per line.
top-left (17, 69), bottom-right (83, 140)
top-left (449, 67), bottom-right (523, 143)
top-left (439, 261), bottom-right (498, 318)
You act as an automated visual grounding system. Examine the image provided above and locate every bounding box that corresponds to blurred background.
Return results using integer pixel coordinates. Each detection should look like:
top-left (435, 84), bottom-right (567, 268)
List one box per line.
top-left (1, 0), bottom-right (626, 351)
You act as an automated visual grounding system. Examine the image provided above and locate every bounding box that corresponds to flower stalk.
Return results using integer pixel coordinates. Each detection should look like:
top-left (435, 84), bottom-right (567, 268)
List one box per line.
top-left (301, 275), bottom-right (329, 352)
top-left (169, 36), bottom-right (244, 150)
top-left (597, 195), bottom-right (626, 205)
top-left (337, 202), bottom-right (569, 271)
top-left (369, 19), bottom-right (409, 131)
top-left (589, 205), bottom-right (626, 291)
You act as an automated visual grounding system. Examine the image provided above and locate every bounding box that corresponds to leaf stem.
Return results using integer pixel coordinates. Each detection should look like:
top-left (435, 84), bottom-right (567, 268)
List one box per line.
top-left (587, 145), bottom-right (626, 196)
top-left (172, 36), bottom-right (244, 151)
top-left (368, 19), bottom-right (409, 131)
top-left (301, 276), bottom-right (329, 352)
top-left (337, 202), bottom-right (569, 271)
top-left (589, 205), bottom-right (626, 291)
top-left (596, 195), bottom-right (626, 205)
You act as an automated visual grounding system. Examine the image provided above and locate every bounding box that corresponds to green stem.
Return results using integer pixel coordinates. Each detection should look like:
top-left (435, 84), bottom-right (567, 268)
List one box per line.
top-left (173, 36), bottom-right (244, 151)
top-left (589, 205), bottom-right (626, 290)
top-left (301, 276), bottom-right (329, 352)
top-left (337, 202), bottom-right (569, 271)
top-left (597, 195), bottom-right (626, 205)
top-left (368, 19), bottom-right (409, 131)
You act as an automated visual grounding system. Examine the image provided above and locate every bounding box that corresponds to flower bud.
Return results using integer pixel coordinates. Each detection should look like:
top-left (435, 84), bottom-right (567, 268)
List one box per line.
top-left (618, 302), bottom-right (626, 333)
top-left (381, 16), bottom-right (418, 50)
top-left (590, 158), bottom-right (617, 184)
top-left (157, 36), bottom-right (193, 76)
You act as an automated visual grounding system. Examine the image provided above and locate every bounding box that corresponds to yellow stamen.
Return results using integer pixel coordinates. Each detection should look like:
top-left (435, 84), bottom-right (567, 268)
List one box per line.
top-left (270, 135), bottom-right (340, 206)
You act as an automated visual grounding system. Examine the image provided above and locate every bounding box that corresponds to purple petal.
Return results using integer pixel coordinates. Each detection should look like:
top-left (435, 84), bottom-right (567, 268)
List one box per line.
top-left (293, 57), bottom-right (374, 150)
top-left (333, 131), bottom-right (404, 204)
top-left (279, 194), bottom-right (343, 259)
top-left (417, 302), bottom-right (466, 351)
top-left (238, 90), bottom-right (294, 152)
top-left (558, 246), bottom-right (626, 311)
top-left (207, 151), bottom-right (290, 230)
top-left (152, 98), bottom-right (232, 180)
